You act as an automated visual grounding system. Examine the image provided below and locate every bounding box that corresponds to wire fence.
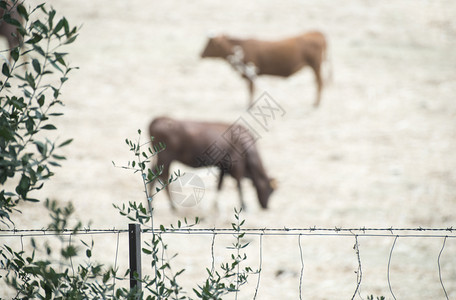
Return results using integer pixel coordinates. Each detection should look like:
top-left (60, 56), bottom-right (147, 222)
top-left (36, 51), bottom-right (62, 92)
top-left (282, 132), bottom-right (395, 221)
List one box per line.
top-left (1, 226), bottom-right (454, 236)
top-left (1, 226), bottom-right (455, 299)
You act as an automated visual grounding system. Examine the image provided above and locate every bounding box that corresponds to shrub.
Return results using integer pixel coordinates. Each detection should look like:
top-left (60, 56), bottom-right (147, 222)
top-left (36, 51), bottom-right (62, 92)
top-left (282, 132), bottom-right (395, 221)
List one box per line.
top-left (0, 0), bottom-right (78, 224)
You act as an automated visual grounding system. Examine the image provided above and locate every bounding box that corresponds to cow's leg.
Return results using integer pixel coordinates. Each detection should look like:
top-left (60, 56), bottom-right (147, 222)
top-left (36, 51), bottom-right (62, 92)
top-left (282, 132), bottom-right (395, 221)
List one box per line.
top-left (310, 63), bottom-right (323, 107)
top-left (213, 170), bottom-right (225, 211)
top-left (161, 166), bottom-right (177, 211)
top-left (217, 169), bottom-right (225, 191)
top-left (230, 162), bottom-right (246, 210)
top-left (236, 179), bottom-right (246, 211)
top-left (163, 166), bottom-right (178, 211)
top-left (247, 78), bottom-right (255, 105)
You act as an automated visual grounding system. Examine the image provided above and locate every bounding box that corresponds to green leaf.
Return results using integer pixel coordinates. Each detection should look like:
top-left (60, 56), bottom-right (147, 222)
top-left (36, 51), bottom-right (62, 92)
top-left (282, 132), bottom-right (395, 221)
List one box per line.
top-left (52, 154), bottom-right (66, 160)
top-left (48, 9), bottom-right (56, 29)
top-left (15, 174), bottom-right (31, 198)
top-left (2, 13), bottom-right (22, 27)
top-left (41, 124), bottom-right (57, 130)
top-left (54, 52), bottom-right (67, 66)
top-left (102, 271), bottom-right (110, 283)
top-left (33, 44), bottom-right (45, 56)
top-left (53, 18), bottom-right (65, 35)
top-left (26, 34), bottom-right (43, 44)
top-left (37, 95), bottom-right (45, 107)
top-left (0, 126), bottom-right (14, 140)
top-left (25, 198), bottom-right (40, 202)
top-left (64, 34), bottom-right (78, 45)
top-left (49, 59), bottom-right (63, 73)
top-left (25, 118), bottom-right (35, 134)
top-left (34, 141), bottom-right (46, 155)
top-left (25, 72), bottom-right (36, 89)
top-left (142, 248), bottom-right (152, 255)
top-left (62, 245), bottom-right (77, 258)
top-left (11, 47), bottom-right (20, 61)
top-left (52, 86), bottom-right (60, 98)
top-left (32, 59), bottom-right (41, 74)
top-left (2, 63), bottom-right (10, 77)
top-left (32, 20), bottom-right (48, 34)
top-left (17, 4), bottom-right (29, 21)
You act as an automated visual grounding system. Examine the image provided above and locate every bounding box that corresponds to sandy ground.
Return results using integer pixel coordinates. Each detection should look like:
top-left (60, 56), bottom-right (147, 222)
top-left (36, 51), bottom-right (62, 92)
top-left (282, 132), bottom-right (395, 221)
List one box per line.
top-left (2, 0), bottom-right (456, 299)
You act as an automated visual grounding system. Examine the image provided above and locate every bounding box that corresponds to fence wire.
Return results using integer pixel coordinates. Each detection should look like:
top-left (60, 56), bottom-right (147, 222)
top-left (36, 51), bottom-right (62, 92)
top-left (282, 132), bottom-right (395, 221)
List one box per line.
top-left (0, 226), bottom-right (454, 237)
top-left (1, 226), bottom-right (454, 298)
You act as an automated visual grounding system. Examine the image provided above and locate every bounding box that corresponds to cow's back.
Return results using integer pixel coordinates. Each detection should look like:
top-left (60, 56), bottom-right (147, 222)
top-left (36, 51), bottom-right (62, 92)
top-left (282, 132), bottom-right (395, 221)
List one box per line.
top-left (235, 33), bottom-right (326, 77)
top-left (148, 117), bottom-right (241, 168)
top-left (233, 38), bottom-right (300, 77)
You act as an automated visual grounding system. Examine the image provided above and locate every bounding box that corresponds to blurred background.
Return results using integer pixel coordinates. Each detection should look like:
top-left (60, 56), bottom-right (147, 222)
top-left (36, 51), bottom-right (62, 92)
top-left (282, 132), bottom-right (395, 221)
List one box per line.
top-left (3, 0), bottom-right (455, 298)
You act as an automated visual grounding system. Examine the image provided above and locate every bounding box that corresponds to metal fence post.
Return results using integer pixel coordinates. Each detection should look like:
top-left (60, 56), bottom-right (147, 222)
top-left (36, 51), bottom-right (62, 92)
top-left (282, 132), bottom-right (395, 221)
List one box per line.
top-left (129, 223), bottom-right (142, 293)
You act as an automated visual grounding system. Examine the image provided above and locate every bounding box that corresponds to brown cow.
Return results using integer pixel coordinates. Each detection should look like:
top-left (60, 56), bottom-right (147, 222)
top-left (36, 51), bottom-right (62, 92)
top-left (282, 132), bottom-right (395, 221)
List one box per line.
top-left (201, 31), bottom-right (328, 107)
top-left (148, 116), bottom-right (275, 210)
top-left (0, 1), bottom-right (23, 63)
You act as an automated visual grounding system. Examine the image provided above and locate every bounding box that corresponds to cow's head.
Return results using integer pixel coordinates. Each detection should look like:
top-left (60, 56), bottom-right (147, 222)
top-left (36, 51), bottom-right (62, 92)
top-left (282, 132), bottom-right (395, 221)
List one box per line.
top-left (201, 34), bottom-right (233, 59)
top-left (258, 177), bottom-right (277, 209)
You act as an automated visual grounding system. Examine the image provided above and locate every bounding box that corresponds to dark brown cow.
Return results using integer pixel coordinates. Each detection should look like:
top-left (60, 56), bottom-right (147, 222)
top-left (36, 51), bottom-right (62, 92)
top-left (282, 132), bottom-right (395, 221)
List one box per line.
top-left (201, 31), bottom-right (328, 107)
top-left (0, 2), bottom-right (23, 63)
top-left (148, 116), bottom-right (275, 210)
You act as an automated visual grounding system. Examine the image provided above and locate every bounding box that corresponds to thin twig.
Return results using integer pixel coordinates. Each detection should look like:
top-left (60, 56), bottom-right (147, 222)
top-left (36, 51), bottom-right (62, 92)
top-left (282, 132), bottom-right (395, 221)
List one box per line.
top-left (69, 234), bottom-right (75, 277)
top-left (437, 236), bottom-right (449, 300)
top-left (210, 231), bottom-right (216, 274)
top-left (112, 230), bottom-right (121, 295)
top-left (387, 235), bottom-right (398, 300)
top-left (298, 234), bottom-right (304, 300)
top-left (351, 235), bottom-right (362, 300)
top-left (253, 233), bottom-right (263, 300)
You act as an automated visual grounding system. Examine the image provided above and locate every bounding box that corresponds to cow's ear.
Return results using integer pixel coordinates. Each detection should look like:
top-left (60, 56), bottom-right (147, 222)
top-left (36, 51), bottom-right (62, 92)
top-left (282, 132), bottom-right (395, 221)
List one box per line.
top-left (269, 178), bottom-right (278, 190)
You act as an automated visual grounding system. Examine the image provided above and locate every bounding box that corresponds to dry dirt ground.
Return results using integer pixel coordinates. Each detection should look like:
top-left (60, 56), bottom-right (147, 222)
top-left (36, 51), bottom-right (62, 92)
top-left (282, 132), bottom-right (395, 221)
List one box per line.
top-left (2, 0), bottom-right (456, 299)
